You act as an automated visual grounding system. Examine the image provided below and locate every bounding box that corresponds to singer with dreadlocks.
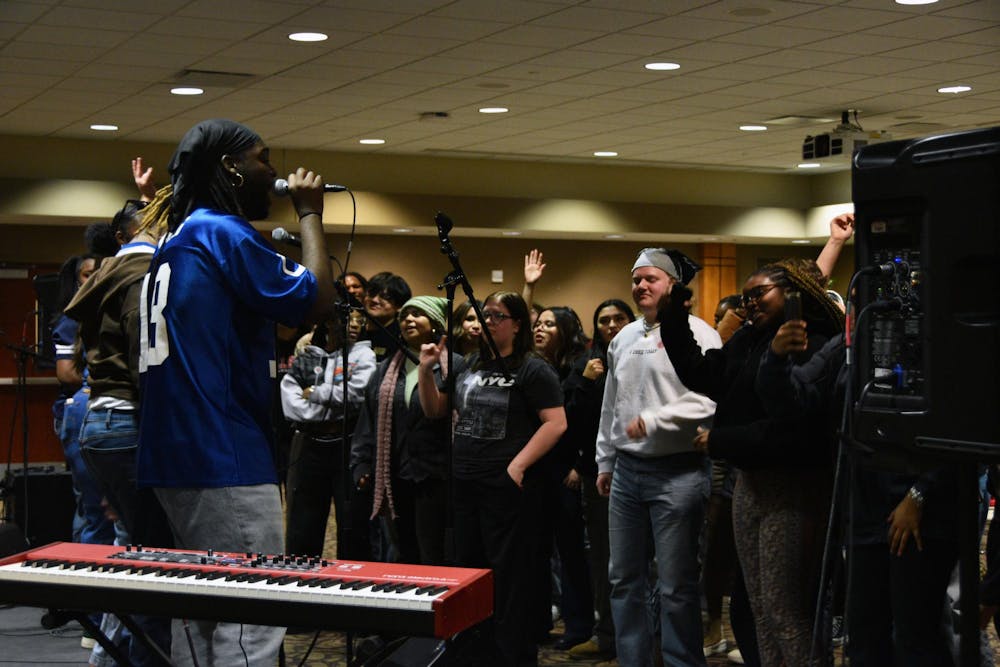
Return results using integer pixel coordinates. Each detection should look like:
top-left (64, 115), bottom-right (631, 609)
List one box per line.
top-left (136, 119), bottom-right (334, 666)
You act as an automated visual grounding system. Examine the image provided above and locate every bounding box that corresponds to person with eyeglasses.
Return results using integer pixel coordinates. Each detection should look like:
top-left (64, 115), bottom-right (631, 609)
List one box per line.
top-left (593, 248), bottom-right (720, 667)
top-left (531, 306), bottom-right (595, 649)
top-left (658, 259), bottom-right (843, 667)
top-left (418, 291), bottom-right (567, 667)
top-left (363, 271), bottom-right (412, 362)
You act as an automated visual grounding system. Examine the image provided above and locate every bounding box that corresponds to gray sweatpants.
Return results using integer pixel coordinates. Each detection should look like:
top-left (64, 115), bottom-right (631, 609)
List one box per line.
top-left (155, 484), bottom-right (285, 667)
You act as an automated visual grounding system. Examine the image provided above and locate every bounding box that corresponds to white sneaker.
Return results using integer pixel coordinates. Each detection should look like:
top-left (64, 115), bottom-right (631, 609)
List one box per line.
top-left (727, 647), bottom-right (745, 665)
top-left (704, 637), bottom-right (727, 657)
top-left (81, 635), bottom-right (96, 650)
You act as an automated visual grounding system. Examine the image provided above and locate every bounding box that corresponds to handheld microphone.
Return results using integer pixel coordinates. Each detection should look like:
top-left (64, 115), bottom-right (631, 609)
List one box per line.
top-left (273, 179), bottom-right (348, 196)
top-left (271, 227), bottom-right (301, 247)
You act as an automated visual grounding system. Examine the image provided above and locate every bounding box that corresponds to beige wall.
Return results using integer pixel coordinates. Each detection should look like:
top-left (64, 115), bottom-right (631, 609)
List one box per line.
top-left (0, 133), bottom-right (855, 324)
top-left (0, 223), bottom-right (853, 328)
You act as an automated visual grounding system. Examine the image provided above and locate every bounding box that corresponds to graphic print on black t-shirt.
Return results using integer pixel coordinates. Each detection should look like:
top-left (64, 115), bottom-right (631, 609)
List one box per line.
top-left (455, 370), bottom-right (512, 441)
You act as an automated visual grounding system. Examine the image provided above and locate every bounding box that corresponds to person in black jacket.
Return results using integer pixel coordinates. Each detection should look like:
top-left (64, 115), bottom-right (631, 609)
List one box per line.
top-left (658, 260), bottom-right (843, 667)
top-left (563, 299), bottom-right (634, 660)
top-left (532, 306), bottom-right (594, 648)
top-left (759, 324), bottom-right (961, 667)
top-left (351, 295), bottom-right (458, 565)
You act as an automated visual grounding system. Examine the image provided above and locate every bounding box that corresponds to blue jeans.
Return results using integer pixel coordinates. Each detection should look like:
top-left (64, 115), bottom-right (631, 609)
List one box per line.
top-left (80, 407), bottom-right (173, 666)
top-left (608, 452), bottom-right (710, 667)
top-left (59, 389), bottom-right (115, 546)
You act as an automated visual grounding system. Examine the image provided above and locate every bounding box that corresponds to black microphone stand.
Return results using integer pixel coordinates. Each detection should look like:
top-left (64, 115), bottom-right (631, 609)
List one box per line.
top-left (433, 212), bottom-right (509, 564)
top-left (3, 327), bottom-right (44, 547)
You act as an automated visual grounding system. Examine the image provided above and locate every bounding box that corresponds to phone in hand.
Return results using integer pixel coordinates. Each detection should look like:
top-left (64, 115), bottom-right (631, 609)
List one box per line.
top-left (784, 290), bottom-right (802, 321)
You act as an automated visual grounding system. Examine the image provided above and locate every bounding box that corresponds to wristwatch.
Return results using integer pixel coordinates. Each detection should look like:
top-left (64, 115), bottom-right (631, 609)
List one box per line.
top-left (302, 386), bottom-right (314, 400)
top-left (907, 485), bottom-right (925, 507)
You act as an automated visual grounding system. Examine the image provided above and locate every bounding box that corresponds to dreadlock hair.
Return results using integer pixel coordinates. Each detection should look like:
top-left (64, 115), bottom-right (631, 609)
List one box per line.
top-left (751, 260), bottom-right (844, 337)
top-left (475, 291), bottom-right (533, 370)
top-left (538, 306), bottom-right (590, 380)
top-left (132, 185), bottom-right (172, 241)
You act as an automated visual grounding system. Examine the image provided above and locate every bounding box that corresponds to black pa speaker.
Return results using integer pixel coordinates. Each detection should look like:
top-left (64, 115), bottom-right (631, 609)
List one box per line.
top-left (851, 126), bottom-right (1000, 463)
top-left (7, 466), bottom-right (75, 547)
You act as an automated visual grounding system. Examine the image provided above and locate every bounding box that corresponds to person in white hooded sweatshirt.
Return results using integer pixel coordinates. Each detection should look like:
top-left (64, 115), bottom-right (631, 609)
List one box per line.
top-left (595, 248), bottom-right (721, 667)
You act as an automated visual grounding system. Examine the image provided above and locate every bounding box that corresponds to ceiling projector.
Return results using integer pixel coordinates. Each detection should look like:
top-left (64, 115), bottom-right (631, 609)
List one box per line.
top-left (802, 111), bottom-right (891, 163)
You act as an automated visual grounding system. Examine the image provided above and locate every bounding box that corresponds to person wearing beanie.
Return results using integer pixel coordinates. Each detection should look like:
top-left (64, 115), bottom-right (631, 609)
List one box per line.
top-left (595, 247), bottom-right (721, 667)
top-left (351, 295), bottom-right (460, 565)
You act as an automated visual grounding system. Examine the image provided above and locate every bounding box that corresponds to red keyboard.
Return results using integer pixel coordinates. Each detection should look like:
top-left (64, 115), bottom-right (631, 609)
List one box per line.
top-left (0, 542), bottom-right (493, 638)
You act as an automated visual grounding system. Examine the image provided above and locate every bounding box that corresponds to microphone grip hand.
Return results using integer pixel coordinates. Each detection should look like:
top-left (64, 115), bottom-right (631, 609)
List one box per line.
top-left (286, 168), bottom-right (325, 221)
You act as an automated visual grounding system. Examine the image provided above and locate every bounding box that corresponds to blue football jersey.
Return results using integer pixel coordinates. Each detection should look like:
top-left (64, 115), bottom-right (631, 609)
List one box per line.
top-left (51, 314), bottom-right (80, 419)
top-left (137, 208), bottom-right (317, 487)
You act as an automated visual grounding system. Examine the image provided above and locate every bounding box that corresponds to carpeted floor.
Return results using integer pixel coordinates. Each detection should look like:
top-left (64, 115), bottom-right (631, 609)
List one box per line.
top-left (287, 513), bottom-right (744, 666)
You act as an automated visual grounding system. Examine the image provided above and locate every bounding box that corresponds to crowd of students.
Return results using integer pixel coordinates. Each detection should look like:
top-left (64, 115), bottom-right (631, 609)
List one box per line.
top-left (49, 117), bottom-right (980, 667)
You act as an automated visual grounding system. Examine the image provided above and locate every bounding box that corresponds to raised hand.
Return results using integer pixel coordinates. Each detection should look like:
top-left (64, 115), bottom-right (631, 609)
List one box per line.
top-left (829, 213), bottom-right (855, 242)
top-left (419, 336), bottom-right (447, 370)
top-left (523, 249), bottom-right (546, 285)
top-left (132, 157), bottom-right (156, 201)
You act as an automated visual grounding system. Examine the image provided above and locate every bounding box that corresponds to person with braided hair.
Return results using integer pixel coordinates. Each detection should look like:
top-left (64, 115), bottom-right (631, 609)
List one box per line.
top-left (65, 164), bottom-right (175, 666)
top-left (136, 119), bottom-right (334, 666)
top-left (658, 259), bottom-right (843, 667)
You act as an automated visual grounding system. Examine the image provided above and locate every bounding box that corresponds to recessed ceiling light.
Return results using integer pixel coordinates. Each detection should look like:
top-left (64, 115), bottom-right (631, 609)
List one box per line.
top-left (359, 138), bottom-right (385, 145)
top-left (645, 62), bottom-right (681, 71)
top-left (739, 125), bottom-right (768, 132)
top-left (604, 234), bottom-right (625, 239)
top-left (393, 228), bottom-right (413, 233)
top-left (594, 151), bottom-right (618, 157)
top-left (502, 231), bottom-right (522, 236)
top-left (797, 163), bottom-right (822, 169)
top-left (895, 0), bottom-right (938, 5)
top-left (938, 85), bottom-right (972, 94)
top-left (479, 107), bottom-right (509, 114)
top-left (792, 239), bottom-right (812, 244)
top-left (90, 124), bottom-right (118, 132)
top-left (170, 87), bottom-right (203, 96)
top-left (288, 32), bottom-right (328, 42)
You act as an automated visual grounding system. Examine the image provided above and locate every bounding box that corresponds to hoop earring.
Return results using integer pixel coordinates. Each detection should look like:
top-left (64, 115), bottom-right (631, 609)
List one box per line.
top-left (233, 172), bottom-right (245, 188)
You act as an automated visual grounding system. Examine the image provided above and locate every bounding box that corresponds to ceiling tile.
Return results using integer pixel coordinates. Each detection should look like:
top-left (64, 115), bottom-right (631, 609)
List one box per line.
top-left (866, 15), bottom-right (995, 41)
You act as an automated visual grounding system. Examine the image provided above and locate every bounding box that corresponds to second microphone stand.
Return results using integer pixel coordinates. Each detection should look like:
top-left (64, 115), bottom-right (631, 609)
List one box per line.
top-left (433, 212), bottom-right (509, 565)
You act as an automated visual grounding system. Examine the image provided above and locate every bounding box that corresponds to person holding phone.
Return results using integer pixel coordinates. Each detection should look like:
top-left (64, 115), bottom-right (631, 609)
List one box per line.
top-left (351, 296), bottom-right (459, 565)
top-left (657, 260), bottom-right (843, 666)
